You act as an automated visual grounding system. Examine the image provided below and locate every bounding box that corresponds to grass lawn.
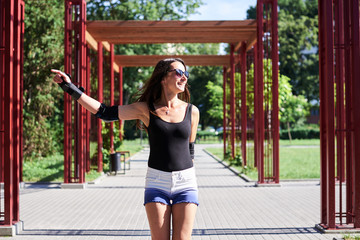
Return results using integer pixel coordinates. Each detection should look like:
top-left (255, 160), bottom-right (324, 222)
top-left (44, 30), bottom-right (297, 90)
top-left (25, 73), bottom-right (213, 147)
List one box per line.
top-left (23, 139), bottom-right (145, 183)
top-left (205, 139), bottom-right (320, 180)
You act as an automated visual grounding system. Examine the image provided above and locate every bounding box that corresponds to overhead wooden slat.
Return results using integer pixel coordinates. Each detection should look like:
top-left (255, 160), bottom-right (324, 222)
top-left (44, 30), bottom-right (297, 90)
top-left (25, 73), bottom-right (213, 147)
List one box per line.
top-left (86, 20), bottom-right (256, 28)
top-left (114, 55), bottom-right (239, 67)
top-left (86, 20), bottom-right (257, 45)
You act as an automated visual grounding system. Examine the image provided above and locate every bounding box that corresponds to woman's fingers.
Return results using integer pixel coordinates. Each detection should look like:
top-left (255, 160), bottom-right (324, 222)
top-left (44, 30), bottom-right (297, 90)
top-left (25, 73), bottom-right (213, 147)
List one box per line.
top-left (51, 69), bottom-right (71, 83)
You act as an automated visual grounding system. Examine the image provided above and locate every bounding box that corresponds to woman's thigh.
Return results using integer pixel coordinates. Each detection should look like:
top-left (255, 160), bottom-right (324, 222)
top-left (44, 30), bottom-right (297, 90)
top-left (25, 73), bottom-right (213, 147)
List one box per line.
top-left (145, 202), bottom-right (171, 240)
top-left (171, 203), bottom-right (197, 240)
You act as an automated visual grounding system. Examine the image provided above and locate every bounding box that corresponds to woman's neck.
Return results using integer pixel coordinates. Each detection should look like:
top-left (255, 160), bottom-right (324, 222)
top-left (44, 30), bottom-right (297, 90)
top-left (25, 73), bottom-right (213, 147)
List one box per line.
top-left (160, 91), bottom-right (178, 108)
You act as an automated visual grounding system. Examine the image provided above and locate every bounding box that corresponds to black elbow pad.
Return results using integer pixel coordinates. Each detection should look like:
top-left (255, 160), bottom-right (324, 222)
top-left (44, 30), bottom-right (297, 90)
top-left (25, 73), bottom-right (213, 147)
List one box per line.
top-left (95, 103), bottom-right (119, 122)
top-left (189, 142), bottom-right (195, 159)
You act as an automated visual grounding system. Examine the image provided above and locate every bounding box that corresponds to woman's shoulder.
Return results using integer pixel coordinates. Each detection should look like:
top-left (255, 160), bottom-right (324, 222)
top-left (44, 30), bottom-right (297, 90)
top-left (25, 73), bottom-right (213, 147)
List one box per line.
top-left (127, 101), bottom-right (150, 113)
top-left (191, 104), bottom-right (199, 114)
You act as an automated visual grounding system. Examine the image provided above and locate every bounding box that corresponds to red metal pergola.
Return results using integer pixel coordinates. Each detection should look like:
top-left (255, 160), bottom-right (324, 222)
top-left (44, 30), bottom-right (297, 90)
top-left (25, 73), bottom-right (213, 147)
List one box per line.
top-left (317, 0), bottom-right (360, 231)
top-left (63, 0), bottom-right (280, 186)
top-left (0, 0), bottom-right (24, 229)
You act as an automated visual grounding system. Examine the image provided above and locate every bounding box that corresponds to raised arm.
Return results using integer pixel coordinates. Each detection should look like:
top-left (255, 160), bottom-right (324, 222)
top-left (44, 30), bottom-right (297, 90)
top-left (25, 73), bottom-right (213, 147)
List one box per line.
top-left (51, 69), bottom-right (149, 125)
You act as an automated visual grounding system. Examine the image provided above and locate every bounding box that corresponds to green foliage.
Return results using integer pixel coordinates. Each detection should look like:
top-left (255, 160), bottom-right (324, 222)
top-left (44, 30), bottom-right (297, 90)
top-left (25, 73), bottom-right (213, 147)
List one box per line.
top-left (229, 154), bottom-right (242, 167)
top-left (205, 81), bottom-right (223, 127)
top-left (279, 126), bottom-right (319, 139)
top-left (343, 234), bottom-right (360, 240)
top-left (277, 0), bottom-right (319, 101)
top-left (101, 121), bottom-right (123, 163)
top-left (87, 0), bottom-right (203, 21)
top-left (23, 0), bottom-right (65, 159)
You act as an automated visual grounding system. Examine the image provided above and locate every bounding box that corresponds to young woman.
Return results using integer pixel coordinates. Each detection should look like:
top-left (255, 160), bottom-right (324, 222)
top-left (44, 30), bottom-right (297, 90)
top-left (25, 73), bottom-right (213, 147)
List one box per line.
top-left (52, 58), bottom-right (200, 240)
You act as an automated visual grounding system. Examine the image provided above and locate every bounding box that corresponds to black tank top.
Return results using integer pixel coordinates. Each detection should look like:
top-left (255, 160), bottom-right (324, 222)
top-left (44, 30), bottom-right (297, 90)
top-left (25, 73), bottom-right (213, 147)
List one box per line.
top-left (146, 103), bottom-right (193, 172)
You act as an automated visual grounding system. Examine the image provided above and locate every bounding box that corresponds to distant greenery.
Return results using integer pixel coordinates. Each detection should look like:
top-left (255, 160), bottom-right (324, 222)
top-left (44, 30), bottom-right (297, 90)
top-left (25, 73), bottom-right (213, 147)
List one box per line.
top-left (344, 234), bottom-right (360, 240)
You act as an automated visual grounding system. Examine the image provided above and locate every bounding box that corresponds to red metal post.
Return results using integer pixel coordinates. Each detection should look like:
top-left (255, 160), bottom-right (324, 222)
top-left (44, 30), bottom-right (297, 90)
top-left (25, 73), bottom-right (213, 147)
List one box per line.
top-left (97, 42), bottom-right (103, 172)
top-left (240, 43), bottom-right (247, 166)
top-left (18, 0), bottom-right (24, 183)
top-left (0, 0), bottom-right (4, 183)
top-left (110, 44), bottom-right (114, 152)
top-left (86, 46), bottom-right (91, 173)
top-left (350, 0), bottom-right (360, 228)
top-left (79, 0), bottom-right (87, 183)
top-left (318, 0), bottom-right (335, 229)
top-left (12, 0), bottom-right (24, 222)
top-left (64, 0), bottom-right (87, 183)
top-left (223, 67), bottom-right (227, 158)
top-left (230, 44), bottom-right (236, 159)
top-left (334, 0), bottom-right (345, 184)
top-left (64, 0), bottom-right (72, 183)
top-left (318, 0), bottom-right (327, 226)
top-left (344, 0), bottom-right (353, 225)
top-left (253, 44), bottom-right (258, 168)
top-left (119, 66), bottom-right (123, 140)
top-left (271, 0), bottom-right (280, 183)
top-left (256, 0), bottom-right (264, 183)
top-left (3, 0), bottom-right (14, 225)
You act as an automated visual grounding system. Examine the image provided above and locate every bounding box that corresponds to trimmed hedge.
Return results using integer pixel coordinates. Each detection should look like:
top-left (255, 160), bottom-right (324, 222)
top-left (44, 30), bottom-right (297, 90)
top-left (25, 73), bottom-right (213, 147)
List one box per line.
top-left (279, 128), bottom-right (319, 139)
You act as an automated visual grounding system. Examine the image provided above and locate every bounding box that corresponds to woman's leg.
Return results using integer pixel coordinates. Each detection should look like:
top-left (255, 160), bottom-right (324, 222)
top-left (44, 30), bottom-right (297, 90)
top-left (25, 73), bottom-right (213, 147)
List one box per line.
top-left (145, 202), bottom-right (172, 240)
top-left (171, 203), bottom-right (197, 240)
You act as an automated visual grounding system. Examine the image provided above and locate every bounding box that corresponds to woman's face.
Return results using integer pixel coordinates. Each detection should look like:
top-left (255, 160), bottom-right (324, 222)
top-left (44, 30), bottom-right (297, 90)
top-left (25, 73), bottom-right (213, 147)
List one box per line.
top-left (162, 61), bottom-right (188, 93)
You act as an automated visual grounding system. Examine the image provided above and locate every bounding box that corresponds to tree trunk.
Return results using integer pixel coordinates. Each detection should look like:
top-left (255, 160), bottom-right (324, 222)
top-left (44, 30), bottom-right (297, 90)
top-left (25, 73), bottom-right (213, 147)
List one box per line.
top-left (287, 122), bottom-right (292, 142)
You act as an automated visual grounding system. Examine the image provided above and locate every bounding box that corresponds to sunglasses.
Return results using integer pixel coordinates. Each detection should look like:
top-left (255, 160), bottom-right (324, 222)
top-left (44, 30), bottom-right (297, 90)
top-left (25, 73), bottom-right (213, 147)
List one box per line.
top-left (168, 68), bottom-right (189, 78)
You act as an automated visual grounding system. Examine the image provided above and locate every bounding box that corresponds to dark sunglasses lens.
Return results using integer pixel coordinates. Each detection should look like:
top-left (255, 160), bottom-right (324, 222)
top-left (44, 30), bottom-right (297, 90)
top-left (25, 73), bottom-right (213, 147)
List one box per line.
top-left (175, 69), bottom-right (189, 78)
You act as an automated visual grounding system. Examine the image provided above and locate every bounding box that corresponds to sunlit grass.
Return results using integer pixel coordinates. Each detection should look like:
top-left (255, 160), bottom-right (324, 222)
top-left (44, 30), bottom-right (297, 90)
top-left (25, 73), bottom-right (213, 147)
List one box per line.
top-left (23, 139), bottom-right (145, 183)
top-left (205, 139), bottom-right (320, 180)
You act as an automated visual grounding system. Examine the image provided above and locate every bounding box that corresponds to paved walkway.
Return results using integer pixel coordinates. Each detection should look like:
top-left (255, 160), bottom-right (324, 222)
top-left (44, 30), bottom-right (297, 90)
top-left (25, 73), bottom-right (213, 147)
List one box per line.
top-left (2, 144), bottom-right (342, 240)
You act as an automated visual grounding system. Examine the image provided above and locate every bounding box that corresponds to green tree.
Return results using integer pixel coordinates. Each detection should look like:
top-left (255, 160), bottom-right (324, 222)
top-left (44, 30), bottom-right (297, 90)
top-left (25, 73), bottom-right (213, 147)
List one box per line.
top-left (23, 0), bottom-right (65, 159)
top-left (184, 43), bottom-right (222, 129)
top-left (247, 0), bottom-right (319, 101)
top-left (280, 94), bottom-right (310, 140)
top-left (278, 0), bottom-right (318, 101)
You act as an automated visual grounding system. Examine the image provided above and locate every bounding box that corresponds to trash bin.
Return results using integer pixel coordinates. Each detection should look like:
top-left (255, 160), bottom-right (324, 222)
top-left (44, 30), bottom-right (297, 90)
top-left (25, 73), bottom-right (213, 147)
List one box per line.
top-left (110, 152), bottom-right (121, 174)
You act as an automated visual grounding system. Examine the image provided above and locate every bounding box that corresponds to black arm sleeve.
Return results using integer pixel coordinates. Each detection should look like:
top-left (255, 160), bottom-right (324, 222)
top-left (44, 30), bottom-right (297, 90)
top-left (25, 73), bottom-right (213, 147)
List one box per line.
top-left (189, 142), bottom-right (195, 160)
top-left (58, 74), bottom-right (84, 100)
top-left (95, 103), bottom-right (119, 122)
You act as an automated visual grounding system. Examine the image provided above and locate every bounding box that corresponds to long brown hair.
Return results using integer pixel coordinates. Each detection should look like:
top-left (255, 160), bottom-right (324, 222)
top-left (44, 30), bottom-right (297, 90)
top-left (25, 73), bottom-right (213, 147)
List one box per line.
top-left (135, 58), bottom-right (190, 129)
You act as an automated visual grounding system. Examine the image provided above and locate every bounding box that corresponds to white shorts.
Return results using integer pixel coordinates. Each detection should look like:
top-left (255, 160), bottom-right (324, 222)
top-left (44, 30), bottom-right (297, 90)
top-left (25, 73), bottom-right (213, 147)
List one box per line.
top-left (144, 167), bottom-right (199, 206)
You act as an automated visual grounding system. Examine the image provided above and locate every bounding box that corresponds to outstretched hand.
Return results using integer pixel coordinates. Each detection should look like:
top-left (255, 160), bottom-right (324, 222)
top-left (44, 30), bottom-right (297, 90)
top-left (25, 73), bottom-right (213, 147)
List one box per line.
top-left (51, 69), bottom-right (71, 84)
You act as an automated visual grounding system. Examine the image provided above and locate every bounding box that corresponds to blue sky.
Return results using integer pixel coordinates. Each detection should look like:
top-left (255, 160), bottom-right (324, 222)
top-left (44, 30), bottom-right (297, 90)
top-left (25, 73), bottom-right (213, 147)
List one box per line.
top-left (188, 0), bottom-right (257, 20)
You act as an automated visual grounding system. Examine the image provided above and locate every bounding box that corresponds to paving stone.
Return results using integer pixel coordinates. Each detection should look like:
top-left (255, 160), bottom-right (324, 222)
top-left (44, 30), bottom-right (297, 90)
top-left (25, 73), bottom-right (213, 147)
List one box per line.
top-left (0, 145), bottom-right (344, 240)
